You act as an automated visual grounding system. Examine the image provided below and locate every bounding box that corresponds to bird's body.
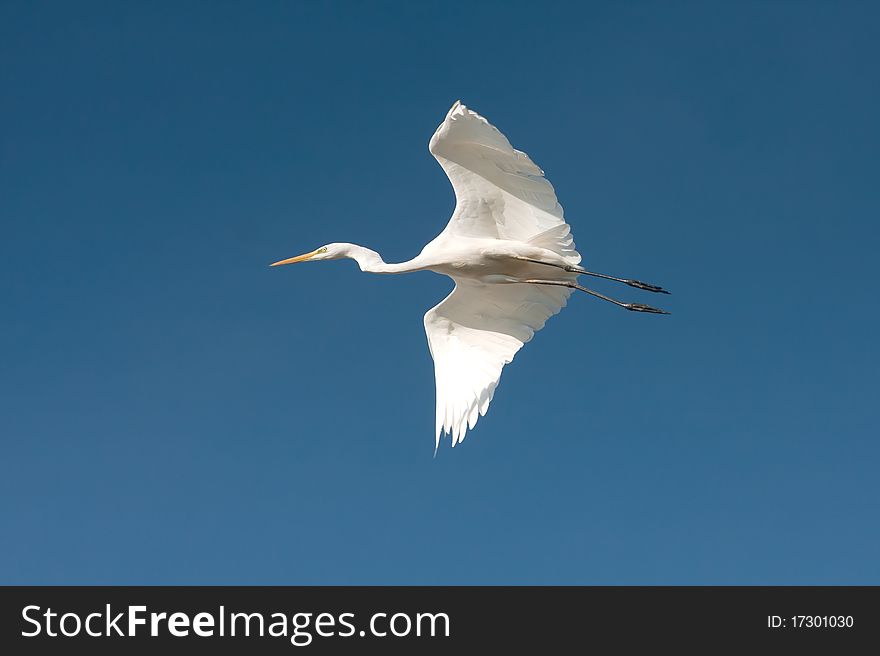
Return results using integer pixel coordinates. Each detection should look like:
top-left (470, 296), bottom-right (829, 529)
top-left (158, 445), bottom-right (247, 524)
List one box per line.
top-left (422, 239), bottom-right (574, 281)
top-left (272, 101), bottom-right (668, 450)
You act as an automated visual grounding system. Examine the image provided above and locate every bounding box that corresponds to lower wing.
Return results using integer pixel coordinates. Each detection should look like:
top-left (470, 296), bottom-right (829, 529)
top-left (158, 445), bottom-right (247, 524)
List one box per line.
top-left (423, 278), bottom-right (572, 449)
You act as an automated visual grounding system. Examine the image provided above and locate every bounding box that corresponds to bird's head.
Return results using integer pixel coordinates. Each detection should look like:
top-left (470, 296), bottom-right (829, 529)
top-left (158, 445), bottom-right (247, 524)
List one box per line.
top-left (269, 243), bottom-right (347, 266)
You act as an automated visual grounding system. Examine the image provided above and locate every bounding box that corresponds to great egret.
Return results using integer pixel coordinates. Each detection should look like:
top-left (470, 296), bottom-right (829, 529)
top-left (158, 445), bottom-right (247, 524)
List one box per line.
top-left (272, 101), bottom-right (669, 449)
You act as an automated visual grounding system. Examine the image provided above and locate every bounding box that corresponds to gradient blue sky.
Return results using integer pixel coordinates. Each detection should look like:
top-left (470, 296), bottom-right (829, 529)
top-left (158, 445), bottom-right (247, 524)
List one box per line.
top-left (2, 1), bottom-right (878, 584)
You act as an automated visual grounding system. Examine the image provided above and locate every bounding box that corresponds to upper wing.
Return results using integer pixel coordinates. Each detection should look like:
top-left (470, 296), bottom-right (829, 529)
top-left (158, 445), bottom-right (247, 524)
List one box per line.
top-left (428, 101), bottom-right (580, 263)
top-left (424, 278), bottom-right (572, 449)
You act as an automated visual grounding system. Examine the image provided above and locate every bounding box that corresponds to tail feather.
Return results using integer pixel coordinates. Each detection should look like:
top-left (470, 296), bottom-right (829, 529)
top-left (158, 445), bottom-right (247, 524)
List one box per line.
top-left (526, 224), bottom-right (581, 264)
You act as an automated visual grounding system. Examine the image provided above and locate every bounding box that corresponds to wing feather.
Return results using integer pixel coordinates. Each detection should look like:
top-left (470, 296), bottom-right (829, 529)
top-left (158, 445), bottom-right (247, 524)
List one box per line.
top-left (428, 101), bottom-right (580, 263)
top-left (424, 279), bottom-right (571, 449)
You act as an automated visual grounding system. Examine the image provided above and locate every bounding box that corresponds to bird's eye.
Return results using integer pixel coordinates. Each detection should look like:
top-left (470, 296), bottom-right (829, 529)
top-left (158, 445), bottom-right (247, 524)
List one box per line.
top-left (317, 247), bottom-right (328, 254)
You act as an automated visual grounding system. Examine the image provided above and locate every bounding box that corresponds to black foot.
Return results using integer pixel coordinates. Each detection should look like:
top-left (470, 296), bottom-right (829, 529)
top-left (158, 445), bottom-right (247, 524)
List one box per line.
top-left (625, 303), bottom-right (670, 315)
top-left (626, 279), bottom-right (670, 294)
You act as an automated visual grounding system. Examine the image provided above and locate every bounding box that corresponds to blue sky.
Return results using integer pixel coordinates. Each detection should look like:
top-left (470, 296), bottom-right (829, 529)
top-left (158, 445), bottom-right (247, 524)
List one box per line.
top-left (2, 1), bottom-right (878, 584)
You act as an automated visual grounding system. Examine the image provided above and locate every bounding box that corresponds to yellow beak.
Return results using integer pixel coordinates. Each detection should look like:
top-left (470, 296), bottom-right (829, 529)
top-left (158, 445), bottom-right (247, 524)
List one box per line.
top-left (270, 249), bottom-right (322, 267)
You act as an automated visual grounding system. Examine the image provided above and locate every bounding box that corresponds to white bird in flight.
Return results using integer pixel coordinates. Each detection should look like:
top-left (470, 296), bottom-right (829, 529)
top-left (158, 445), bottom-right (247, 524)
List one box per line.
top-left (272, 101), bottom-right (669, 450)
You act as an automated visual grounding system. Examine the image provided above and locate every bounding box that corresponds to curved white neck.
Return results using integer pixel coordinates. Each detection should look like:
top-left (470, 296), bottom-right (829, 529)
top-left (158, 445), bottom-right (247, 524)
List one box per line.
top-left (340, 243), bottom-right (423, 274)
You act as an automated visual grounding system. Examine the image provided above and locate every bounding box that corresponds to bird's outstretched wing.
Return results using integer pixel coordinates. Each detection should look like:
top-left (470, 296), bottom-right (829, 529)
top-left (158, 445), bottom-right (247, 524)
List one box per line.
top-left (428, 100), bottom-right (580, 263)
top-left (424, 101), bottom-right (581, 448)
top-left (424, 278), bottom-right (572, 449)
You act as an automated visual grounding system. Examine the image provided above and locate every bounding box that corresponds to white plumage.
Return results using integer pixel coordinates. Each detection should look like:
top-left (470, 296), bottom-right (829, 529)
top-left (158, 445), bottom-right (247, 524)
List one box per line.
top-left (271, 101), bottom-right (668, 450)
top-left (422, 101), bottom-right (581, 447)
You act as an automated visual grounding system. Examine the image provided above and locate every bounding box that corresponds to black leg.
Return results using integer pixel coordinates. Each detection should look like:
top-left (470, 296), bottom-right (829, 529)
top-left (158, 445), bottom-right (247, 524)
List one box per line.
top-left (521, 279), bottom-right (670, 315)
